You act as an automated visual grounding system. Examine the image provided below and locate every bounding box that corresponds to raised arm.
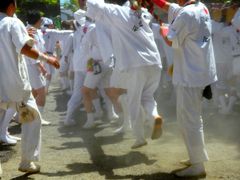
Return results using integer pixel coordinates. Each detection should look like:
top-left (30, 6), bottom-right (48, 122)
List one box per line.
top-left (21, 44), bottom-right (60, 69)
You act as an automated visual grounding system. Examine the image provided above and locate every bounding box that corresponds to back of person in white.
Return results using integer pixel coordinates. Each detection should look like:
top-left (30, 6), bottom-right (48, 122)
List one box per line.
top-left (160, 0), bottom-right (217, 177)
top-left (0, 1), bottom-right (59, 173)
top-left (86, 0), bottom-right (163, 148)
top-left (0, 10), bottom-right (41, 174)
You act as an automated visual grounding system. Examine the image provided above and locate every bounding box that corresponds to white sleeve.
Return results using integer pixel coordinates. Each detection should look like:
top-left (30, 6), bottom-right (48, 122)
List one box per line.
top-left (167, 12), bottom-right (189, 49)
top-left (151, 23), bottom-right (161, 40)
top-left (11, 18), bottom-right (33, 53)
top-left (86, 0), bottom-right (129, 26)
top-left (46, 29), bottom-right (73, 42)
top-left (168, 3), bottom-right (181, 24)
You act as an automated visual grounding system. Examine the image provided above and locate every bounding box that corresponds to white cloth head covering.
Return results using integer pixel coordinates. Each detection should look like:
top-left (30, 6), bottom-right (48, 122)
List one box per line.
top-left (74, 9), bottom-right (86, 26)
top-left (232, 8), bottom-right (240, 30)
top-left (41, 17), bottom-right (54, 27)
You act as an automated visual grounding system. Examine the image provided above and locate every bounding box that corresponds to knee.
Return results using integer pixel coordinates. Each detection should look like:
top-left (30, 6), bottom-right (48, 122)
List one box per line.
top-left (37, 87), bottom-right (46, 97)
top-left (82, 87), bottom-right (91, 98)
top-left (105, 88), bottom-right (117, 100)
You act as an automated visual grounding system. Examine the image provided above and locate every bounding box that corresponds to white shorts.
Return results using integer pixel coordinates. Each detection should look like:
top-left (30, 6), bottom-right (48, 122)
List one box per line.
top-left (110, 69), bottom-right (129, 89)
top-left (27, 64), bottom-right (46, 89)
top-left (84, 62), bottom-right (111, 89)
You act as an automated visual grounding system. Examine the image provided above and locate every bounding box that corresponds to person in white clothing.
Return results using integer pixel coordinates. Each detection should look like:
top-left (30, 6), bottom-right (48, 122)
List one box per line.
top-left (59, 22), bottom-right (74, 94)
top-left (211, 20), bottom-right (233, 114)
top-left (86, 0), bottom-right (163, 149)
top-left (213, 9), bottom-right (240, 115)
top-left (0, 108), bottom-right (21, 145)
top-left (81, 22), bottom-right (115, 129)
top-left (25, 10), bottom-right (51, 125)
top-left (0, 0), bottom-right (59, 174)
top-left (64, 9), bottom-right (100, 126)
top-left (101, 0), bottom-right (132, 134)
top-left (154, 0), bottom-right (217, 177)
top-left (41, 18), bottom-right (72, 93)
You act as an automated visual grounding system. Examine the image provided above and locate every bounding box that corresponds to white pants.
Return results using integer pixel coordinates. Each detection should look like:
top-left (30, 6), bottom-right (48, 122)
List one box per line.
top-left (65, 71), bottom-right (85, 121)
top-left (175, 85), bottom-right (209, 164)
top-left (0, 95), bottom-right (41, 162)
top-left (126, 66), bottom-right (161, 142)
top-left (0, 108), bottom-right (16, 136)
top-left (110, 69), bottom-right (129, 89)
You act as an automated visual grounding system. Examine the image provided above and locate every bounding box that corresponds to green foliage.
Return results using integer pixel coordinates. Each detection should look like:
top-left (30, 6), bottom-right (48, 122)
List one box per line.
top-left (63, 0), bottom-right (79, 12)
top-left (16, 0), bottom-right (61, 24)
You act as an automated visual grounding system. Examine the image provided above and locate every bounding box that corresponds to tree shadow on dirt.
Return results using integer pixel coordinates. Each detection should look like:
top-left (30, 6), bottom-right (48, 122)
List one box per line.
top-left (41, 122), bottom-right (206, 180)
top-left (10, 174), bottom-right (34, 180)
top-left (42, 121), bottom-right (161, 179)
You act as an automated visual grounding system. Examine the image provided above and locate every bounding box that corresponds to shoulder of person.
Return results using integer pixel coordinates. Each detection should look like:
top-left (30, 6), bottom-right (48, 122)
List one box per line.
top-left (177, 5), bottom-right (198, 20)
top-left (7, 16), bottom-right (24, 26)
top-left (7, 17), bottom-right (27, 33)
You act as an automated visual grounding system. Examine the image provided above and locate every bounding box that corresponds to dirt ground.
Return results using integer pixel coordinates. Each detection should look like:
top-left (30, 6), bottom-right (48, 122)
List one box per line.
top-left (1, 79), bottom-right (240, 180)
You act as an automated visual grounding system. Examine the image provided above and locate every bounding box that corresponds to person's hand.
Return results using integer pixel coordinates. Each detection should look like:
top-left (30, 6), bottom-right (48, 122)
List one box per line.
top-left (47, 56), bottom-right (60, 69)
top-left (27, 27), bottom-right (37, 38)
top-left (160, 25), bottom-right (169, 37)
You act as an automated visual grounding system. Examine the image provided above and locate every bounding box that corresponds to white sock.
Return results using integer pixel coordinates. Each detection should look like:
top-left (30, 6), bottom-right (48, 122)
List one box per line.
top-left (92, 99), bottom-right (102, 114)
top-left (227, 96), bottom-right (237, 112)
top-left (119, 94), bottom-right (131, 128)
top-left (87, 113), bottom-right (94, 124)
top-left (219, 95), bottom-right (227, 110)
top-left (0, 108), bottom-right (15, 136)
top-left (37, 106), bottom-right (44, 115)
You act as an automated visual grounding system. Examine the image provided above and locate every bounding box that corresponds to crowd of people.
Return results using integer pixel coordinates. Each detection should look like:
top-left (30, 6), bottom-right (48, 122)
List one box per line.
top-left (0, 0), bottom-right (240, 178)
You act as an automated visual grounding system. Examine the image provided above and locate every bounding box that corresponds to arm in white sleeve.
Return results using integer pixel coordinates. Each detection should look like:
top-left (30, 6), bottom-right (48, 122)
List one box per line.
top-left (86, 0), bottom-right (129, 26)
top-left (167, 12), bottom-right (189, 49)
top-left (46, 29), bottom-right (73, 42)
top-left (11, 18), bottom-right (34, 53)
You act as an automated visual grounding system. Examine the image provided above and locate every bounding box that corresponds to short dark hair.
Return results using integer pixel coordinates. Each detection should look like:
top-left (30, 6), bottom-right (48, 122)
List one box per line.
top-left (107, 0), bottom-right (128, 6)
top-left (0, 0), bottom-right (16, 12)
top-left (26, 10), bottom-right (42, 25)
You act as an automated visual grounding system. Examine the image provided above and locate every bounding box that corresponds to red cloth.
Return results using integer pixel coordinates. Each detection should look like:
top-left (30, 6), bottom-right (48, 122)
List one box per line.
top-left (152, 0), bottom-right (166, 8)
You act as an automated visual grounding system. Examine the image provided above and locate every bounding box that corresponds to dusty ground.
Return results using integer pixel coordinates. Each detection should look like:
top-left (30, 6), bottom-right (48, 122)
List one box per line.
top-left (1, 79), bottom-right (240, 180)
